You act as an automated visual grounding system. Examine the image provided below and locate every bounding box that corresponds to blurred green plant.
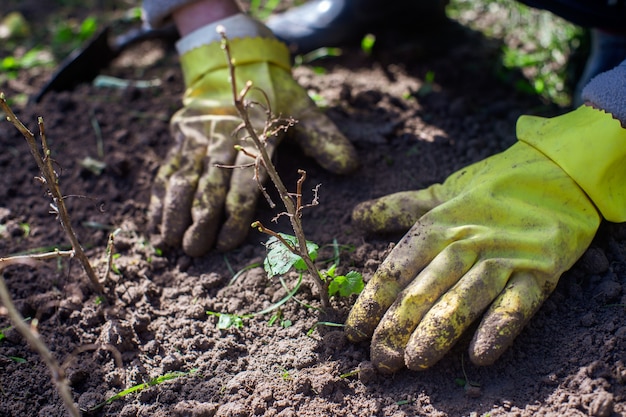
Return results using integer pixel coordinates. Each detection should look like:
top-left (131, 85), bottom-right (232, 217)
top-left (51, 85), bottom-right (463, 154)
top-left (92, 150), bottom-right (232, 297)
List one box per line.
top-left (248, 0), bottom-right (281, 20)
top-left (51, 16), bottom-right (98, 54)
top-left (1, 47), bottom-right (54, 74)
top-left (447, 0), bottom-right (585, 106)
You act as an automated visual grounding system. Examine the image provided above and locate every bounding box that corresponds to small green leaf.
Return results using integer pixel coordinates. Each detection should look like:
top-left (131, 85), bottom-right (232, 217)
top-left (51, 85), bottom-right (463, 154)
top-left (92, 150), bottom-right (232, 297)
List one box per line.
top-left (263, 234), bottom-right (318, 277)
top-left (328, 271), bottom-right (364, 297)
top-left (79, 156), bottom-right (106, 175)
top-left (207, 311), bottom-right (246, 329)
top-left (78, 17), bottom-right (98, 41)
top-left (455, 378), bottom-right (467, 387)
top-left (361, 33), bottom-right (376, 55)
top-left (218, 314), bottom-right (243, 329)
top-left (267, 311), bottom-right (280, 326)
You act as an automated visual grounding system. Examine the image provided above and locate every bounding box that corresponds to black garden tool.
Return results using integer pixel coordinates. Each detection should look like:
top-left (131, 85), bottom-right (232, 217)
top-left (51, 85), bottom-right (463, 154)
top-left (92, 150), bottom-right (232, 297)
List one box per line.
top-left (33, 23), bottom-right (179, 103)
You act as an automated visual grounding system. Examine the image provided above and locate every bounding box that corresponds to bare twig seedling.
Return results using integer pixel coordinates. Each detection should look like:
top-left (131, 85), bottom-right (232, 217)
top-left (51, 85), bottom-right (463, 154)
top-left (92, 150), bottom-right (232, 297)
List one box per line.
top-left (217, 28), bottom-right (332, 309)
top-left (0, 93), bottom-right (106, 299)
top-left (0, 92), bottom-right (116, 417)
top-left (0, 253), bottom-right (79, 417)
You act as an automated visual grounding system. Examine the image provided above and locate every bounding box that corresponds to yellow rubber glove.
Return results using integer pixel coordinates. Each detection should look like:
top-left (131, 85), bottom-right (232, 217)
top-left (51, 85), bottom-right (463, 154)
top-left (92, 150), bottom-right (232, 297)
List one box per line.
top-left (149, 37), bottom-right (358, 256)
top-left (346, 105), bottom-right (626, 372)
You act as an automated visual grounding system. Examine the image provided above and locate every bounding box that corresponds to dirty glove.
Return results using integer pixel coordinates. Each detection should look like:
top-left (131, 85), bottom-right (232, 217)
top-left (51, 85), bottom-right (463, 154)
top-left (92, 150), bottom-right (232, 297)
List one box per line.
top-left (346, 105), bottom-right (626, 372)
top-left (149, 15), bottom-right (358, 257)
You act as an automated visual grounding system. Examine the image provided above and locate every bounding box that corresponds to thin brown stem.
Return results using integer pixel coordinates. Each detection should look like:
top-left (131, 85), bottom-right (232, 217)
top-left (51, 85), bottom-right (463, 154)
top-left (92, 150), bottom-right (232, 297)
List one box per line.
top-left (0, 93), bottom-right (106, 299)
top-left (217, 31), bottom-right (330, 308)
top-left (0, 255), bottom-right (80, 417)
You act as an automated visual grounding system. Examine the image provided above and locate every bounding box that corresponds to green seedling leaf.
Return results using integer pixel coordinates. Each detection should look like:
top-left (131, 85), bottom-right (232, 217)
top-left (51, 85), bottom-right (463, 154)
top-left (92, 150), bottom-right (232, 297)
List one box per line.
top-left (280, 367), bottom-right (292, 381)
top-left (249, 0), bottom-right (281, 20)
top-left (0, 318), bottom-right (30, 342)
top-left (306, 321), bottom-right (344, 336)
top-left (1, 47), bottom-right (54, 71)
top-left (9, 356), bottom-right (26, 363)
top-left (295, 47), bottom-right (342, 66)
top-left (339, 369), bottom-right (360, 379)
top-left (78, 16), bottom-right (97, 41)
top-left (327, 271), bottom-right (364, 297)
top-left (79, 156), bottom-right (106, 175)
top-left (87, 369), bottom-right (197, 411)
top-left (361, 33), bottom-right (376, 55)
top-left (229, 261), bottom-right (262, 286)
top-left (111, 253), bottom-right (121, 275)
top-left (267, 312), bottom-right (279, 327)
top-left (125, 7), bottom-right (144, 21)
top-left (263, 234), bottom-right (318, 277)
top-left (207, 311), bottom-right (247, 329)
top-left (209, 275), bottom-right (302, 330)
top-left (19, 222), bottom-right (30, 237)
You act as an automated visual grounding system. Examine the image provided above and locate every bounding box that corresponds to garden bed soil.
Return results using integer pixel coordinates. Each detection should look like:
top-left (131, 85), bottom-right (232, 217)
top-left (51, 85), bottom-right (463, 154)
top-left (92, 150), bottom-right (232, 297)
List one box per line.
top-left (1, 2), bottom-right (625, 416)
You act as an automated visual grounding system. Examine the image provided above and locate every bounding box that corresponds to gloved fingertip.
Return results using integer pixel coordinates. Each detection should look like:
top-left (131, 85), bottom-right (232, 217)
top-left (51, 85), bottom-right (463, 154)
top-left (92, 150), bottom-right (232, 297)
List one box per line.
top-left (182, 223), bottom-right (216, 258)
top-left (404, 346), bottom-right (441, 371)
top-left (351, 200), bottom-right (412, 235)
top-left (290, 124), bottom-right (359, 175)
top-left (344, 324), bottom-right (370, 343)
top-left (468, 312), bottom-right (521, 367)
top-left (345, 297), bottom-right (388, 343)
top-left (468, 342), bottom-right (503, 367)
top-left (371, 344), bottom-right (406, 374)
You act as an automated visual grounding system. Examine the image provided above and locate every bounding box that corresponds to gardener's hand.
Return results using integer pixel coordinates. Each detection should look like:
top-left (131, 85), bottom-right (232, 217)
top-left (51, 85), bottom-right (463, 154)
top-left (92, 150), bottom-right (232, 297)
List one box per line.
top-left (346, 105), bottom-right (626, 372)
top-left (149, 36), bottom-right (358, 257)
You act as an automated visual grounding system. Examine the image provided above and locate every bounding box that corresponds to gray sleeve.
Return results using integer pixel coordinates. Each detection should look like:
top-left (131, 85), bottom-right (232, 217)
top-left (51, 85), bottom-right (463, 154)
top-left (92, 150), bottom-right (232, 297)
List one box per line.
top-left (581, 59), bottom-right (626, 126)
top-left (142, 0), bottom-right (198, 28)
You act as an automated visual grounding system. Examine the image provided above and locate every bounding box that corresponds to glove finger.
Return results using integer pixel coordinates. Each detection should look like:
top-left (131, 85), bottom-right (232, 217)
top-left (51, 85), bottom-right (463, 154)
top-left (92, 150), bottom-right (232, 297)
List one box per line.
top-left (290, 106), bottom-right (359, 174)
top-left (215, 145), bottom-right (269, 252)
top-left (182, 145), bottom-right (236, 257)
top-left (369, 244), bottom-right (477, 373)
top-left (469, 270), bottom-right (549, 366)
top-left (345, 218), bottom-right (447, 343)
top-left (352, 186), bottom-right (447, 234)
top-left (148, 145), bottom-right (182, 234)
top-left (404, 259), bottom-right (512, 370)
top-left (160, 136), bottom-right (206, 248)
top-left (276, 71), bottom-right (358, 175)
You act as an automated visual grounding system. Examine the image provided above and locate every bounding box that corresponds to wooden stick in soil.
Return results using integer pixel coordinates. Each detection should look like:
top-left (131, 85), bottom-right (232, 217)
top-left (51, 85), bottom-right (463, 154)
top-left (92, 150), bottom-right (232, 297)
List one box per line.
top-left (0, 93), bottom-right (106, 299)
top-left (217, 30), bottom-right (330, 309)
top-left (0, 253), bottom-right (80, 417)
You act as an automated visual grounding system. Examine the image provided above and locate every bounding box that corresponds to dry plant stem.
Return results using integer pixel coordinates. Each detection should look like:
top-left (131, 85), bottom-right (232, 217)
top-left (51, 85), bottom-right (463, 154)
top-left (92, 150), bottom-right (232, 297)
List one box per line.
top-left (0, 254), bottom-right (80, 417)
top-left (218, 31), bottom-right (330, 309)
top-left (0, 93), bottom-right (106, 299)
top-left (103, 229), bottom-right (120, 283)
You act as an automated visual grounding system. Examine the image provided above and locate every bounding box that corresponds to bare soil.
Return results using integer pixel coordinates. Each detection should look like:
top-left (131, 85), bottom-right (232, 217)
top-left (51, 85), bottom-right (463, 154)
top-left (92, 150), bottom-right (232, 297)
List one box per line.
top-left (1, 2), bottom-right (625, 416)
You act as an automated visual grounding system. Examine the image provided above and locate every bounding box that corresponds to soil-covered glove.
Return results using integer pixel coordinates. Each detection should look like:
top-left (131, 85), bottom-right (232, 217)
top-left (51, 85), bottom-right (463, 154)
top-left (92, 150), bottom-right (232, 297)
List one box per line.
top-left (346, 105), bottom-right (626, 372)
top-left (149, 34), bottom-right (358, 257)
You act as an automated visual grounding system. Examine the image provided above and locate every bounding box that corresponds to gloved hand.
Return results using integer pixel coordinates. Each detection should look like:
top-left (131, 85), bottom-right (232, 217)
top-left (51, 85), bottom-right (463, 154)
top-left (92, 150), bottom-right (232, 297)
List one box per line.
top-left (149, 35), bottom-right (358, 257)
top-left (346, 105), bottom-right (626, 372)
